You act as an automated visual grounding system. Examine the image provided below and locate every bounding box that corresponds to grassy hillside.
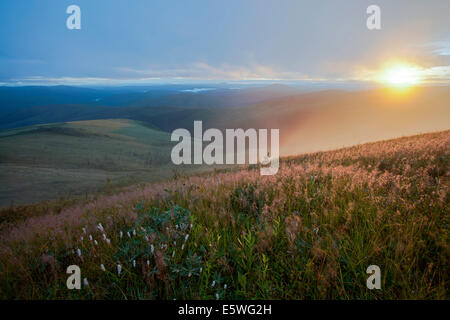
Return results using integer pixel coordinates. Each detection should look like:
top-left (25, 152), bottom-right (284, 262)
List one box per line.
top-left (2, 86), bottom-right (448, 207)
top-left (0, 130), bottom-right (448, 299)
top-left (0, 119), bottom-right (213, 206)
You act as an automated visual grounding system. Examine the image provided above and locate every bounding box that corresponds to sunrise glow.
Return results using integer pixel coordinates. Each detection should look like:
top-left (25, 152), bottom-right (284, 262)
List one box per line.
top-left (377, 63), bottom-right (423, 88)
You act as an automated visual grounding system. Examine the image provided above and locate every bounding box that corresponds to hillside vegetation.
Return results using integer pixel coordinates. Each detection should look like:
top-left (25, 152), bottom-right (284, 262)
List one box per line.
top-left (0, 130), bottom-right (448, 299)
top-left (0, 119), bottom-right (215, 206)
top-left (1, 86), bottom-right (449, 207)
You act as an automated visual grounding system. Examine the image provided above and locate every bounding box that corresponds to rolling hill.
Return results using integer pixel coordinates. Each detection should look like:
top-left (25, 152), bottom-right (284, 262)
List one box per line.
top-left (0, 85), bottom-right (449, 205)
top-left (0, 130), bottom-right (448, 299)
top-left (0, 84), bottom-right (305, 129)
top-left (0, 119), bottom-right (217, 206)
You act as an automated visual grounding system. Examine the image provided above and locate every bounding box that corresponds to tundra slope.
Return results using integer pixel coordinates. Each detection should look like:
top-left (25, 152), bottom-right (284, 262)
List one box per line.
top-left (0, 130), bottom-right (448, 299)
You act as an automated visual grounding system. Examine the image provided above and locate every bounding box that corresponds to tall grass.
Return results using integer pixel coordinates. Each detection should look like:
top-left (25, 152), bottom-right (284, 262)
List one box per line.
top-left (0, 130), bottom-right (448, 299)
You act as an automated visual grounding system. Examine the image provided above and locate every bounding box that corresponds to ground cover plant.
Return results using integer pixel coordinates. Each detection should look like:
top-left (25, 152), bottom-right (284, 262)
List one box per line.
top-left (0, 130), bottom-right (448, 299)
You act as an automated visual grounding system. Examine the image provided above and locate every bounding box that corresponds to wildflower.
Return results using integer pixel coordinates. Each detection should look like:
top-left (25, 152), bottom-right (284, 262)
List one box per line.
top-left (199, 267), bottom-right (203, 273)
top-left (216, 293), bottom-right (219, 300)
top-left (313, 227), bottom-right (319, 234)
top-left (190, 223), bottom-right (193, 229)
top-left (211, 280), bottom-right (216, 287)
top-left (89, 235), bottom-right (93, 241)
top-left (120, 231), bottom-right (123, 238)
top-left (184, 234), bottom-right (189, 242)
top-left (188, 272), bottom-right (192, 277)
top-left (127, 232), bottom-right (131, 238)
top-left (133, 229), bottom-right (136, 236)
top-left (141, 227), bottom-right (145, 232)
top-left (145, 236), bottom-right (149, 241)
top-left (102, 233), bottom-right (107, 240)
top-left (173, 241), bottom-right (176, 246)
top-left (94, 240), bottom-right (98, 245)
top-left (83, 278), bottom-right (89, 287)
top-left (151, 245), bottom-right (154, 254)
top-left (224, 284), bottom-right (227, 289)
top-left (80, 236), bottom-right (84, 241)
top-left (181, 244), bottom-right (185, 250)
top-left (106, 239), bottom-right (111, 245)
top-left (97, 223), bottom-right (104, 232)
top-left (82, 227), bottom-right (87, 234)
top-left (146, 260), bottom-right (150, 266)
top-left (133, 260), bottom-right (136, 268)
top-left (117, 264), bottom-right (122, 275)
top-left (76, 249), bottom-right (82, 257)
top-left (100, 264), bottom-right (106, 272)
top-left (172, 250), bottom-right (175, 258)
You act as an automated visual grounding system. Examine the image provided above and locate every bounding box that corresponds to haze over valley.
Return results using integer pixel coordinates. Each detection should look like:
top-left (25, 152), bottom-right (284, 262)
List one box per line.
top-left (0, 84), bottom-right (449, 206)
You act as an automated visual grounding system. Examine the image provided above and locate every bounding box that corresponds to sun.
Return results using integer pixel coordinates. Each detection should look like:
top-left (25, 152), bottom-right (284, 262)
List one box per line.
top-left (377, 63), bottom-right (423, 88)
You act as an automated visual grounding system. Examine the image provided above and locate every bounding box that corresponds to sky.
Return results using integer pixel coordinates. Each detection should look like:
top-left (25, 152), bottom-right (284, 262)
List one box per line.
top-left (0, 0), bottom-right (449, 86)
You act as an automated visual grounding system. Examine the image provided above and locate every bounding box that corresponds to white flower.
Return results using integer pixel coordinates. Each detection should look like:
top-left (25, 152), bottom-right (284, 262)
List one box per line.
top-left (106, 239), bottom-right (111, 245)
top-left (132, 260), bottom-right (136, 268)
top-left (188, 272), bottom-right (192, 277)
top-left (76, 249), bottom-right (81, 257)
top-left (133, 229), bottom-right (136, 236)
top-left (83, 278), bottom-right (89, 287)
top-left (190, 223), bottom-right (193, 229)
top-left (82, 227), bottom-right (86, 234)
top-left (100, 264), bottom-right (106, 272)
top-left (119, 231), bottom-right (123, 238)
top-left (97, 223), bottom-right (104, 232)
top-left (211, 280), bottom-right (216, 287)
top-left (146, 260), bottom-right (150, 266)
top-left (117, 264), bottom-right (122, 275)
top-left (80, 236), bottom-right (84, 241)
top-left (89, 235), bottom-right (93, 241)
top-left (200, 267), bottom-right (202, 273)
top-left (151, 245), bottom-right (154, 254)
top-left (127, 232), bottom-right (131, 238)
top-left (172, 251), bottom-right (175, 258)
top-left (141, 227), bottom-right (145, 232)
top-left (184, 234), bottom-right (189, 242)
top-left (173, 241), bottom-right (176, 246)
top-left (215, 293), bottom-right (219, 300)
top-left (102, 233), bottom-right (107, 240)
top-left (181, 244), bottom-right (185, 250)
top-left (94, 240), bottom-right (98, 245)
top-left (224, 284), bottom-right (227, 289)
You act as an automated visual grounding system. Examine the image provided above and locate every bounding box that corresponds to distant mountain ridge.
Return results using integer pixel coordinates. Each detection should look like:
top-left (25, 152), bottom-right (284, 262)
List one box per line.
top-left (0, 83), bottom-right (304, 112)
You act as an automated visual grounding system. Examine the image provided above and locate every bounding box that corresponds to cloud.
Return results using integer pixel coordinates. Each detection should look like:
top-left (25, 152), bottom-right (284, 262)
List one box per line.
top-left (420, 66), bottom-right (450, 82)
top-left (5, 59), bottom-right (450, 86)
top-left (116, 62), bottom-right (292, 81)
top-left (430, 41), bottom-right (450, 56)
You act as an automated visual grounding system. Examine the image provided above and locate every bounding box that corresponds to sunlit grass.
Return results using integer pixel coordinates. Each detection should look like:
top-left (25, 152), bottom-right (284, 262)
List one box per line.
top-left (0, 130), bottom-right (448, 299)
